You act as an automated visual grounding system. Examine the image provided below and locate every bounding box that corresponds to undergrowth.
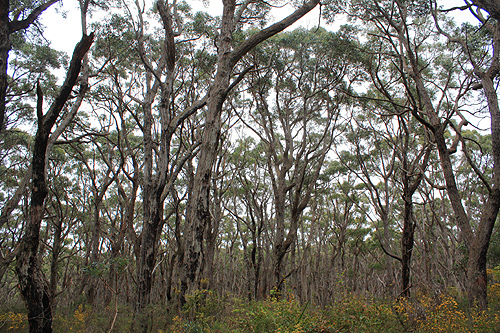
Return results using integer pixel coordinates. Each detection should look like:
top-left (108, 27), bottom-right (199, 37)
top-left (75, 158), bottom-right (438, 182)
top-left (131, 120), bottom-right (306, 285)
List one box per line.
top-left (1, 281), bottom-right (500, 332)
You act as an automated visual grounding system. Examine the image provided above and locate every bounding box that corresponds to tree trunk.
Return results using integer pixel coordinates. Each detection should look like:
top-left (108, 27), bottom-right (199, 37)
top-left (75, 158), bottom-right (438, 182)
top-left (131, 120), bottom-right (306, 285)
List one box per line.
top-left (466, 72), bottom-right (500, 309)
top-left (401, 190), bottom-right (415, 297)
top-left (273, 179), bottom-right (288, 292)
top-left (49, 215), bottom-right (62, 302)
top-left (15, 33), bottom-right (93, 333)
top-left (136, 196), bottom-right (162, 314)
top-left (0, 0), bottom-right (9, 132)
top-left (466, 191), bottom-right (500, 309)
top-left (134, 3), bottom-right (182, 326)
top-left (400, 122), bottom-right (430, 297)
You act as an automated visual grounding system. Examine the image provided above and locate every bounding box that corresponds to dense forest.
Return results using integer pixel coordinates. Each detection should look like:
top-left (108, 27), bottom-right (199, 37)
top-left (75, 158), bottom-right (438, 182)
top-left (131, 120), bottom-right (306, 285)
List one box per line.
top-left (1, 0), bottom-right (500, 332)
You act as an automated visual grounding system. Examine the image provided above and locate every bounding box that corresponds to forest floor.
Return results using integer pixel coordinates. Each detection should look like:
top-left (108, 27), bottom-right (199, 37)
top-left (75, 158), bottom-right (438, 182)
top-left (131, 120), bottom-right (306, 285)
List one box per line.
top-left (2, 281), bottom-right (500, 332)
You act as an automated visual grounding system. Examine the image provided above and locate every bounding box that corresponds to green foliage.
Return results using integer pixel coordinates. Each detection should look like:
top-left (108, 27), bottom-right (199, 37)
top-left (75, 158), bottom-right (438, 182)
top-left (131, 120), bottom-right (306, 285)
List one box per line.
top-left (1, 290), bottom-right (500, 332)
top-left (166, 291), bottom-right (500, 333)
top-left (82, 257), bottom-right (130, 278)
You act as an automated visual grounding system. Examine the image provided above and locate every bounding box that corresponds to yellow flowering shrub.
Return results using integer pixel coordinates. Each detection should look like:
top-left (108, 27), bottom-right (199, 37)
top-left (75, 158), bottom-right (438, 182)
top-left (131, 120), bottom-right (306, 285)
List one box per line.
top-left (0, 311), bottom-right (27, 331)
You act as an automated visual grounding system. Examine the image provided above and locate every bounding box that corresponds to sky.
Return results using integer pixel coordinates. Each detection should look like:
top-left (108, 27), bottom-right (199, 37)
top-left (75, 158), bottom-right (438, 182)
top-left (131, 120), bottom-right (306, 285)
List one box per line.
top-left (41, 1), bottom-right (82, 55)
top-left (40, 0), bottom-right (324, 56)
top-left (40, 0), bottom-right (477, 58)
top-left (38, 0), bottom-right (487, 131)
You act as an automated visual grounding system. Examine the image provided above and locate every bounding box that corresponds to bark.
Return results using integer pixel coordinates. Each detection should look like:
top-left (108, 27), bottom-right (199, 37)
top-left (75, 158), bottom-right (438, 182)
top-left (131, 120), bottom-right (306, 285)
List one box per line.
top-left (467, 190), bottom-right (500, 309)
top-left (48, 212), bottom-right (62, 302)
top-left (15, 33), bottom-right (93, 333)
top-left (134, 0), bottom-right (168, 323)
top-left (472, 0), bottom-right (500, 22)
top-left (466, 71), bottom-right (500, 308)
top-left (401, 122), bottom-right (431, 297)
top-left (401, 186), bottom-right (415, 297)
top-left (204, 153), bottom-right (225, 289)
top-left (135, 2), bottom-right (204, 329)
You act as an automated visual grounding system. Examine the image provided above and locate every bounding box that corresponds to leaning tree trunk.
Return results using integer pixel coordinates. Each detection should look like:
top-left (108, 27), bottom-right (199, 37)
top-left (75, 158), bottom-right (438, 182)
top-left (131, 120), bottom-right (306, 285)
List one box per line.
top-left (15, 33), bottom-right (93, 333)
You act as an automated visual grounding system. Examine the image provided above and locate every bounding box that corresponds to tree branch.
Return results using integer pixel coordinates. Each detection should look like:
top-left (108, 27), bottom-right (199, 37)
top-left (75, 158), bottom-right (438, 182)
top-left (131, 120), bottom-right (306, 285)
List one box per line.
top-left (229, 0), bottom-right (320, 68)
top-left (9, 0), bottom-right (60, 33)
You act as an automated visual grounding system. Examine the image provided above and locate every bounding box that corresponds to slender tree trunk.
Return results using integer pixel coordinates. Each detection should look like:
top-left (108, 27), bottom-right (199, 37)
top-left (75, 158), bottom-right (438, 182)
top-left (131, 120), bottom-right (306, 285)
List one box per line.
top-left (400, 124), bottom-right (430, 297)
top-left (273, 181), bottom-right (288, 292)
top-left (205, 182), bottom-right (222, 289)
top-left (0, 0), bottom-right (9, 132)
top-left (49, 216), bottom-right (62, 302)
top-left (15, 33), bottom-right (93, 333)
top-left (401, 188), bottom-right (415, 297)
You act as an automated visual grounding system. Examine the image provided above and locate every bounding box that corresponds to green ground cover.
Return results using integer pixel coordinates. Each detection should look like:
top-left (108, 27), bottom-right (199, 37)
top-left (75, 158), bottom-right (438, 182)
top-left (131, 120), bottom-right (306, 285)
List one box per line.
top-left (2, 282), bottom-right (500, 333)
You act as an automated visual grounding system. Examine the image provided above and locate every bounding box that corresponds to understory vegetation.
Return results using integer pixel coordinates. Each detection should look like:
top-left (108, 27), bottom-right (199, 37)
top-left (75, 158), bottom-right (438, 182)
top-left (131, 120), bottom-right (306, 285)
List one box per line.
top-left (2, 277), bottom-right (500, 332)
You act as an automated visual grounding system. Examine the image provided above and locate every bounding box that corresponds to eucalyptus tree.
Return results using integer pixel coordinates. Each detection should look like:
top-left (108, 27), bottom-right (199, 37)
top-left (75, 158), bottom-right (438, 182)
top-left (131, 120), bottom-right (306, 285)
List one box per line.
top-left (84, 72), bottom-right (142, 307)
top-left (0, 1), bottom-right (94, 293)
top-left (0, 40), bottom-right (68, 283)
top-left (236, 27), bottom-right (356, 293)
top-left (43, 144), bottom-right (88, 305)
top-left (15, 33), bottom-right (93, 333)
top-left (122, 2), bottom-right (216, 324)
top-left (337, 113), bottom-right (400, 294)
top-left (0, 0), bottom-right (68, 258)
top-left (341, 0), bottom-right (500, 308)
top-left (431, 0), bottom-right (500, 309)
top-left (308, 165), bottom-right (372, 301)
top-left (0, 1), bottom-right (97, 331)
top-left (225, 137), bottom-right (272, 300)
top-left (341, 66), bottom-right (433, 297)
top-left (69, 132), bottom-right (124, 304)
top-left (180, 0), bottom-right (321, 303)
top-left (341, 1), bottom-right (439, 299)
